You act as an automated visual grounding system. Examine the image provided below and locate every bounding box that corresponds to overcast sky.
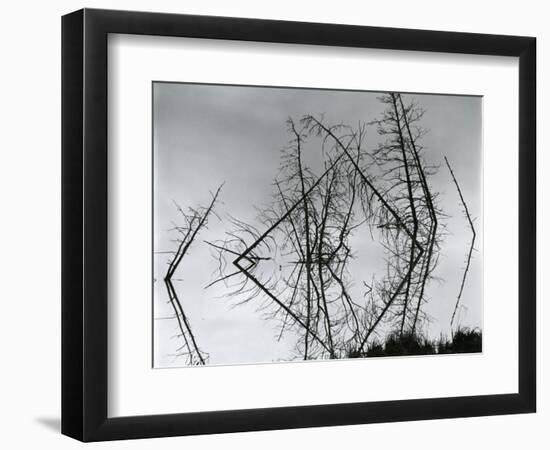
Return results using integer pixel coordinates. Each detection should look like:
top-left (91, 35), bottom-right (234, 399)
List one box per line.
top-left (152, 82), bottom-right (482, 368)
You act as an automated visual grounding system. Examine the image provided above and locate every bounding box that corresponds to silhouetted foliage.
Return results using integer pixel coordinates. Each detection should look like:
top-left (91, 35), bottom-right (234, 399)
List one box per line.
top-left (348, 327), bottom-right (482, 358)
top-left (438, 328), bottom-right (482, 354)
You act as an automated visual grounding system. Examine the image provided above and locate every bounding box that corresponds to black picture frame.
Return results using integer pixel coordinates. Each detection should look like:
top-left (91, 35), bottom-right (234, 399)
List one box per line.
top-left (61, 8), bottom-right (536, 442)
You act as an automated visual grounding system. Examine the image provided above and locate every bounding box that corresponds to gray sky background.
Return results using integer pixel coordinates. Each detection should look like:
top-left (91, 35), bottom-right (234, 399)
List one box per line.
top-left (153, 82), bottom-right (482, 368)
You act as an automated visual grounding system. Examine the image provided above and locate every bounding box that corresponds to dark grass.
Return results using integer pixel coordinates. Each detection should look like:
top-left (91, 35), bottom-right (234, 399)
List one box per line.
top-left (348, 328), bottom-right (482, 358)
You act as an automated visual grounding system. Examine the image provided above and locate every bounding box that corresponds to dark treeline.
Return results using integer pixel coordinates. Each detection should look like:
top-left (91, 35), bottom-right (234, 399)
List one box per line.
top-left (353, 327), bottom-right (482, 358)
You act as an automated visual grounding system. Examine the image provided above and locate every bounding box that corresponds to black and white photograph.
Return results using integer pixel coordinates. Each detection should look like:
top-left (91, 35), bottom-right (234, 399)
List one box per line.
top-left (153, 83), bottom-right (483, 368)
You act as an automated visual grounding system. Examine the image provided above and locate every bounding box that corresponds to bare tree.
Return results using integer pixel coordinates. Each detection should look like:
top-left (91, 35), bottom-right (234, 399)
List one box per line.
top-left (207, 118), bottom-right (378, 359)
top-left (163, 185), bottom-right (223, 365)
top-left (445, 156), bottom-right (477, 328)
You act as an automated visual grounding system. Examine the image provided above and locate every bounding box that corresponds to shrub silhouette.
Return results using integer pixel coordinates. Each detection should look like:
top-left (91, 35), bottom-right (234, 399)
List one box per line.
top-left (438, 328), bottom-right (482, 354)
top-left (348, 327), bottom-right (481, 358)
